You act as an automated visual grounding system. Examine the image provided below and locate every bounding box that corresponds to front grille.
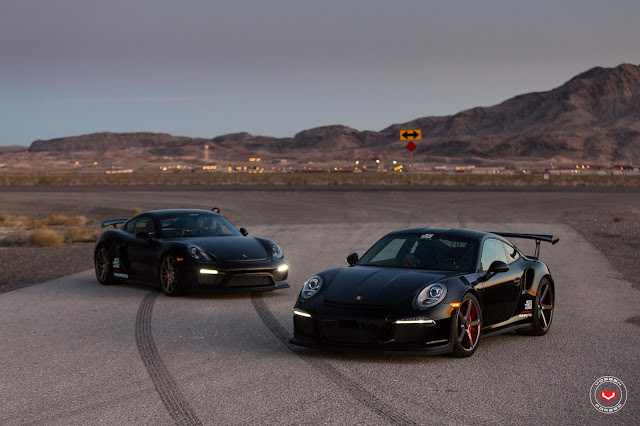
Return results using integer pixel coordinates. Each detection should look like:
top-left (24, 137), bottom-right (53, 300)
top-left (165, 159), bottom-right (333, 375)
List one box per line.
top-left (320, 319), bottom-right (385, 344)
top-left (227, 274), bottom-right (274, 288)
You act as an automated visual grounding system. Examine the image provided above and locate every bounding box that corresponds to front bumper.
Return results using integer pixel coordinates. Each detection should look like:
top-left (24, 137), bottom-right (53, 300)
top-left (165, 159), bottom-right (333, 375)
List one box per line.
top-left (290, 306), bottom-right (453, 354)
top-left (185, 262), bottom-right (289, 292)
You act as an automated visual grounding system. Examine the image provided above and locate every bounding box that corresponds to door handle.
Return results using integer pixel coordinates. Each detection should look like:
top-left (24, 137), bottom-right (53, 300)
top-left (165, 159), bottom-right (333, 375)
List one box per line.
top-left (513, 277), bottom-right (521, 286)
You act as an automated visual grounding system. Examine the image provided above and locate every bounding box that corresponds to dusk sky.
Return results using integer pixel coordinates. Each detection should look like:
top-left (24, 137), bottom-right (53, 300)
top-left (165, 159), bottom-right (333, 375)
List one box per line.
top-left (1, 0), bottom-right (639, 146)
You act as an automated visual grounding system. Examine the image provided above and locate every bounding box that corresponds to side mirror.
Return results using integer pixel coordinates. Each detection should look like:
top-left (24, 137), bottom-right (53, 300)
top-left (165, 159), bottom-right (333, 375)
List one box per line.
top-left (488, 260), bottom-right (509, 274)
top-left (240, 227), bottom-right (249, 236)
top-left (135, 230), bottom-right (151, 240)
top-left (346, 252), bottom-right (358, 266)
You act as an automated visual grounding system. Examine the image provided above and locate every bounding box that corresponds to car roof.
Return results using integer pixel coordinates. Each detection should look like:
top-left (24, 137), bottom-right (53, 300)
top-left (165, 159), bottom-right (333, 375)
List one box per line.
top-left (388, 227), bottom-right (492, 241)
top-left (140, 209), bottom-right (219, 217)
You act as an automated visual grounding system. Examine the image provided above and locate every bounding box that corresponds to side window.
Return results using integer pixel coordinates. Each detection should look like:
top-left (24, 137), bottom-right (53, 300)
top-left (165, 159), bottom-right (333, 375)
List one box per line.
top-left (124, 220), bottom-right (136, 233)
top-left (480, 239), bottom-right (508, 271)
top-left (133, 217), bottom-right (156, 236)
top-left (502, 242), bottom-right (520, 264)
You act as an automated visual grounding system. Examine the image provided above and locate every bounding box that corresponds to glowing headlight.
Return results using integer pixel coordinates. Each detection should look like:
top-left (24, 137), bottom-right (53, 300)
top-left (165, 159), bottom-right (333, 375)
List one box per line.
top-left (271, 244), bottom-right (283, 259)
top-left (277, 264), bottom-right (289, 272)
top-left (415, 283), bottom-right (447, 309)
top-left (394, 317), bottom-right (435, 325)
top-left (189, 246), bottom-right (211, 261)
top-left (200, 269), bottom-right (219, 275)
top-left (293, 308), bottom-right (311, 318)
top-left (300, 275), bottom-right (323, 300)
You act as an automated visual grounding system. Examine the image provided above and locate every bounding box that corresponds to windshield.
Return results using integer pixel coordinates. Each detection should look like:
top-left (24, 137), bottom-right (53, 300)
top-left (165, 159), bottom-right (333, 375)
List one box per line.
top-left (158, 212), bottom-right (242, 238)
top-left (358, 234), bottom-right (478, 272)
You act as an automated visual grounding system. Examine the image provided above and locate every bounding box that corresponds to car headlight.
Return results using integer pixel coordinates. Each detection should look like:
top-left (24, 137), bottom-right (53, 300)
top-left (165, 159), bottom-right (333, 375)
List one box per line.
top-left (300, 275), bottom-right (323, 299)
top-left (415, 283), bottom-right (447, 309)
top-left (189, 245), bottom-right (212, 262)
top-left (271, 243), bottom-right (283, 259)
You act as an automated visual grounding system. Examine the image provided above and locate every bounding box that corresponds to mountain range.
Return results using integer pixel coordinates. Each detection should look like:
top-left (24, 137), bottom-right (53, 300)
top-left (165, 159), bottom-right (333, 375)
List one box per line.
top-left (18, 64), bottom-right (640, 165)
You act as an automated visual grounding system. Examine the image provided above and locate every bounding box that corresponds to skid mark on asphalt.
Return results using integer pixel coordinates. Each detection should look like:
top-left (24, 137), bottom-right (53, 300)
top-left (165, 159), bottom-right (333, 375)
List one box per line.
top-left (251, 292), bottom-right (417, 426)
top-left (136, 290), bottom-right (203, 426)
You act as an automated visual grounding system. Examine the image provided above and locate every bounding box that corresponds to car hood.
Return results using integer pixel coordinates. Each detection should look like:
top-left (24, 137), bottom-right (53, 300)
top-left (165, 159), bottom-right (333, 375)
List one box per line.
top-left (174, 236), bottom-right (269, 261)
top-left (323, 266), bottom-right (451, 306)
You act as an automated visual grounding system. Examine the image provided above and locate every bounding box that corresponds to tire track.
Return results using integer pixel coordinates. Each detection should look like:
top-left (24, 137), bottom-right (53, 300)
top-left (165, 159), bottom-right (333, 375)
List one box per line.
top-left (135, 290), bottom-right (203, 426)
top-left (251, 292), bottom-right (417, 426)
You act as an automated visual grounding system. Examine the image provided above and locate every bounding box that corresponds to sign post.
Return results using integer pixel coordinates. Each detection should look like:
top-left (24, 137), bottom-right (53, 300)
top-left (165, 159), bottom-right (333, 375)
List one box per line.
top-left (401, 130), bottom-right (421, 185)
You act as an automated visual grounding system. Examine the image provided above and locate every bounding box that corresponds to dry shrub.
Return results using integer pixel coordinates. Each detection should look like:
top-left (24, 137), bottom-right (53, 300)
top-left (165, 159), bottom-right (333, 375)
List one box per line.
top-left (41, 214), bottom-right (88, 227)
top-left (0, 230), bottom-right (31, 246)
top-left (29, 229), bottom-right (64, 246)
top-left (65, 216), bottom-right (88, 227)
top-left (130, 207), bottom-right (142, 216)
top-left (0, 215), bottom-right (30, 227)
top-left (27, 218), bottom-right (47, 229)
top-left (64, 227), bottom-right (99, 243)
top-left (43, 214), bottom-right (69, 226)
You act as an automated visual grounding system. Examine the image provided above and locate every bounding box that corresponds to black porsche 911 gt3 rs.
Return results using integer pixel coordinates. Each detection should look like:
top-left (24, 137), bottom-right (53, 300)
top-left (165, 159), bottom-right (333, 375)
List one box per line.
top-left (94, 209), bottom-right (289, 296)
top-left (290, 227), bottom-right (558, 357)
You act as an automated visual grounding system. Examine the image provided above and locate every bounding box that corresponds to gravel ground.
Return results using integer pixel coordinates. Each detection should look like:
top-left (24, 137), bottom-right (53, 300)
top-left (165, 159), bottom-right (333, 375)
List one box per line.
top-left (563, 207), bottom-right (640, 327)
top-left (563, 207), bottom-right (640, 291)
top-left (0, 243), bottom-right (94, 293)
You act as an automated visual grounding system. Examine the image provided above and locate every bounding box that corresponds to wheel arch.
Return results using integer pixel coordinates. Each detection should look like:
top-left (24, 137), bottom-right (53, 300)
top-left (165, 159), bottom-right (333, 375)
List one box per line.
top-left (541, 273), bottom-right (555, 292)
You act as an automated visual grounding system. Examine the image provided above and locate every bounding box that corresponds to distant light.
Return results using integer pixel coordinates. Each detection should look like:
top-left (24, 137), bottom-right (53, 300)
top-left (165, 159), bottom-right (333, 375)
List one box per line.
top-left (74, 161), bottom-right (79, 165)
top-left (393, 160), bottom-right (397, 165)
top-left (277, 264), bottom-right (289, 272)
top-left (200, 269), bottom-right (219, 275)
top-left (93, 161), bottom-right (98, 166)
top-left (376, 159), bottom-right (380, 164)
top-left (256, 158), bottom-right (261, 162)
top-left (355, 160), bottom-right (360, 165)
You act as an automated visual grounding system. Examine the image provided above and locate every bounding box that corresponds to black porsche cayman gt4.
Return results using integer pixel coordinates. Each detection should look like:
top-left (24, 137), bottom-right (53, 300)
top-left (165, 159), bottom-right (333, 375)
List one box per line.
top-left (290, 227), bottom-right (558, 357)
top-left (94, 209), bottom-right (289, 296)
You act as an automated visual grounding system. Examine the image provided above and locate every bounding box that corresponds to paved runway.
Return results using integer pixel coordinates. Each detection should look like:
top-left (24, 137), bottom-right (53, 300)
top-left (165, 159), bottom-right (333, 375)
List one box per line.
top-left (1, 190), bottom-right (639, 424)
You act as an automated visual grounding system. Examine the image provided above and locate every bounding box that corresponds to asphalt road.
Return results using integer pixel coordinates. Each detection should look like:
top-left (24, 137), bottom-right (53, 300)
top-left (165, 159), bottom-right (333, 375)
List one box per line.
top-left (1, 189), bottom-right (639, 424)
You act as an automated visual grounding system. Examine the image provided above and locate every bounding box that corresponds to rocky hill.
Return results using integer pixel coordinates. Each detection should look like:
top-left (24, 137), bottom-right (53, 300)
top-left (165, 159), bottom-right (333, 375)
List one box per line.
top-left (22, 63), bottom-right (640, 164)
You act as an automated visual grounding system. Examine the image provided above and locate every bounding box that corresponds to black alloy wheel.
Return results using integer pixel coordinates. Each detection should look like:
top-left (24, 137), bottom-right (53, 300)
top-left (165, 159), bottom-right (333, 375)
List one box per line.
top-left (159, 255), bottom-right (187, 296)
top-left (451, 293), bottom-right (482, 358)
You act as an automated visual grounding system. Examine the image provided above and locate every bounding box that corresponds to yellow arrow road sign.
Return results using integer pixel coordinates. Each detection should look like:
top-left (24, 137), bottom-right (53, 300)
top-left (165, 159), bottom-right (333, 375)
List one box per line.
top-left (400, 129), bottom-right (421, 141)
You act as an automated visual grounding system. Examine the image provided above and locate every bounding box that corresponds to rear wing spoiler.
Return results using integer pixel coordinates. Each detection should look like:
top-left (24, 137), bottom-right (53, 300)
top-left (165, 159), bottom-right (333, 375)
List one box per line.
top-left (491, 232), bottom-right (559, 260)
top-left (101, 219), bottom-right (127, 228)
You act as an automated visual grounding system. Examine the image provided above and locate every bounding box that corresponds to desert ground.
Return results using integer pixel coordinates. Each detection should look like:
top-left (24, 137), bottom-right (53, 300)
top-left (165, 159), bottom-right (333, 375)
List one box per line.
top-left (0, 187), bottom-right (639, 424)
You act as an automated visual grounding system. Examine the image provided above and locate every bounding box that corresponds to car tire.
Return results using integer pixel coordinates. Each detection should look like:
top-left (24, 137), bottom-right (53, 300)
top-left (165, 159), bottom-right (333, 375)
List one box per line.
top-left (94, 245), bottom-right (118, 285)
top-left (530, 278), bottom-right (554, 335)
top-left (159, 255), bottom-right (187, 297)
top-left (450, 293), bottom-right (482, 358)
